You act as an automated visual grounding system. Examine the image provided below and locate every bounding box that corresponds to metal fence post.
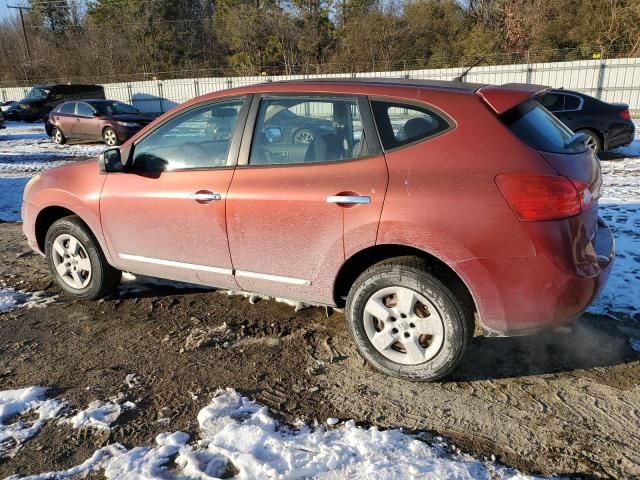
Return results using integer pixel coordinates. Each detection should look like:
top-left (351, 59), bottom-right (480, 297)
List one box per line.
top-left (127, 84), bottom-right (133, 105)
top-left (158, 80), bottom-right (164, 113)
top-left (194, 78), bottom-right (199, 98)
top-left (596, 60), bottom-right (606, 100)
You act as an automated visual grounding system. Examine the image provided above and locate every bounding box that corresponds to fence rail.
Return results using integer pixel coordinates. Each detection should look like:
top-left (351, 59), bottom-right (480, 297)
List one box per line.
top-left (2, 57), bottom-right (640, 115)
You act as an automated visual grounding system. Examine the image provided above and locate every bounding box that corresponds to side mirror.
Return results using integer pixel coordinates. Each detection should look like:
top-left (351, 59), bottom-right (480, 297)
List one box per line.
top-left (99, 148), bottom-right (124, 174)
top-left (263, 127), bottom-right (283, 144)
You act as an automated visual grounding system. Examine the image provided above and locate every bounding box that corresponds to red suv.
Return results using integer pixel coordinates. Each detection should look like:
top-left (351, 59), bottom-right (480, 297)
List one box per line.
top-left (21, 79), bottom-right (615, 381)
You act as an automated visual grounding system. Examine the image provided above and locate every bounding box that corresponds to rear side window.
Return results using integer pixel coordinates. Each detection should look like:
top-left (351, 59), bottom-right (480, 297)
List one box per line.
top-left (501, 100), bottom-right (586, 154)
top-left (59, 103), bottom-right (76, 115)
top-left (371, 101), bottom-right (450, 150)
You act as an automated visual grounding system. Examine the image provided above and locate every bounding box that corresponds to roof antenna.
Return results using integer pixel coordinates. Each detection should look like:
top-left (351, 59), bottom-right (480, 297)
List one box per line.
top-left (454, 54), bottom-right (490, 82)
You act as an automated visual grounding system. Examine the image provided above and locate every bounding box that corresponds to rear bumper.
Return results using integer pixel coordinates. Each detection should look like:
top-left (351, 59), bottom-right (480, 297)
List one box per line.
top-left (606, 121), bottom-right (635, 150)
top-left (458, 217), bottom-right (615, 335)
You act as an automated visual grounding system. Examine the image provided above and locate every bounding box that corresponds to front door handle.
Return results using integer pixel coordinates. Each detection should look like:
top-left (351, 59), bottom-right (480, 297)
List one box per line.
top-left (187, 191), bottom-right (222, 203)
top-left (326, 195), bottom-right (371, 205)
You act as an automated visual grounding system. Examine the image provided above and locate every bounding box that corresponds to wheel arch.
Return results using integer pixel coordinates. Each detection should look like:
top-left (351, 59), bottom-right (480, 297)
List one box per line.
top-left (35, 206), bottom-right (83, 253)
top-left (333, 244), bottom-right (479, 332)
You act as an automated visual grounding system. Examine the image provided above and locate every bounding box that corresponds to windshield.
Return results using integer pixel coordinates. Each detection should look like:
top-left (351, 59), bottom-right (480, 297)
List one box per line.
top-left (92, 101), bottom-right (139, 115)
top-left (26, 87), bottom-right (49, 99)
top-left (500, 99), bottom-right (587, 154)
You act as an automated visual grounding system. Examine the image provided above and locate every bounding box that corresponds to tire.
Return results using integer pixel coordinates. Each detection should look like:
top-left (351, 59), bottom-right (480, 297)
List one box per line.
top-left (293, 128), bottom-right (314, 144)
top-left (52, 127), bottom-right (66, 145)
top-left (345, 256), bottom-right (472, 381)
top-left (45, 215), bottom-right (121, 300)
top-left (578, 129), bottom-right (602, 154)
top-left (103, 127), bottom-right (120, 146)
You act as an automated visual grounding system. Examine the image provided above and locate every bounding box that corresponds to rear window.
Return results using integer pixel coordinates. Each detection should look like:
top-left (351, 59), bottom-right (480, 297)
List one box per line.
top-left (501, 100), bottom-right (587, 154)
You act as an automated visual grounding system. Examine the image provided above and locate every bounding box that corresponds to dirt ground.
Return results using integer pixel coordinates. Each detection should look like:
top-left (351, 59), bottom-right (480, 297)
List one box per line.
top-left (0, 221), bottom-right (639, 479)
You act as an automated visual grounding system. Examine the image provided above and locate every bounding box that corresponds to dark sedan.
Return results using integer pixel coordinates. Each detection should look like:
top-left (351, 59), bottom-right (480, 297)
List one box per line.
top-left (46, 100), bottom-right (154, 146)
top-left (537, 89), bottom-right (634, 153)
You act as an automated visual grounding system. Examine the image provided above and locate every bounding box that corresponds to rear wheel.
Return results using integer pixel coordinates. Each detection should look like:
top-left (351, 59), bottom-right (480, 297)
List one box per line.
top-left (45, 216), bottom-right (121, 300)
top-left (103, 127), bottom-right (120, 146)
top-left (345, 257), bottom-right (472, 381)
top-left (578, 129), bottom-right (602, 153)
top-left (52, 127), bottom-right (66, 145)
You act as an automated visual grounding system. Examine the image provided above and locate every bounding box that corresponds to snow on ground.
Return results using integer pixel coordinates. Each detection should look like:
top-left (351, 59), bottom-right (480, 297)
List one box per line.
top-left (0, 288), bottom-right (56, 313)
top-left (0, 121), bottom-right (104, 222)
top-left (0, 121), bottom-right (103, 177)
top-left (61, 399), bottom-right (135, 431)
top-left (6, 388), bottom-right (541, 479)
top-left (0, 387), bottom-right (65, 459)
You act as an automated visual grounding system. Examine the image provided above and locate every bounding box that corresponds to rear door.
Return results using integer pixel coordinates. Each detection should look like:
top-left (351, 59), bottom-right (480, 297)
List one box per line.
top-left (54, 102), bottom-right (78, 136)
top-left (100, 96), bottom-right (251, 287)
top-left (226, 94), bottom-right (387, 304)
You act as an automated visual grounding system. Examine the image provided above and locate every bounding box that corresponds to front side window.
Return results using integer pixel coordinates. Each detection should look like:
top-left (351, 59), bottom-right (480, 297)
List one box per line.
top-left (77, 102), bottom-right (94, 117)
top-left (131, 99), bottom-right (244, 171)
top-left (59, 102), bottom-right (76, 115)
top-left (371, 101), bottom-right (450, 150)
top-left (249, 97), bottom-right (367, 165)
top-left (501, 99), bottom-right (586, 154)
top-left (27, 87), bottom-right (48, 98)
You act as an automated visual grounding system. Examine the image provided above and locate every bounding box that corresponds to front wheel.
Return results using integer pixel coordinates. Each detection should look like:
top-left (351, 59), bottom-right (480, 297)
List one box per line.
top-left (45, 216), bottom-right (121, 300)
top-left (345, 257), bottom-right (472, 381)
top-left (103, 127), bottom-right (120, 146)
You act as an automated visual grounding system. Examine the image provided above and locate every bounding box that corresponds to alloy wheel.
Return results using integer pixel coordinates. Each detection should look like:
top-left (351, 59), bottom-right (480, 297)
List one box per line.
top-left (51, 233), bottom-right (92, 290)
top-left (293, 128), bottom-right (314, 144)
top-left (104, 129), bottom-right (117, 146)
top-left (53, 128), bottom-right (63, 144)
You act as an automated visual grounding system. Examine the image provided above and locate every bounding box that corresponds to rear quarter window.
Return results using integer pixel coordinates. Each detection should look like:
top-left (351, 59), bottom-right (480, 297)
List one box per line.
top-left (501, 100), bottom-right (587, 154)
top-left (371, 100), bottom-right (451, 150)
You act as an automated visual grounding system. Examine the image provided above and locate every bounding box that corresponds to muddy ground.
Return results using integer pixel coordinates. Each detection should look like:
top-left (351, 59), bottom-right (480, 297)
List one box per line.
top-left (0, 221), bottom-right (639, 479)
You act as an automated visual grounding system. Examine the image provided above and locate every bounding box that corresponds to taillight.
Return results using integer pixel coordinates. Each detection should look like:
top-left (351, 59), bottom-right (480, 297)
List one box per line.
top-left (495, 174), bottom-right (593, 221)
top-left (619, 109), bottom-right (631, 120)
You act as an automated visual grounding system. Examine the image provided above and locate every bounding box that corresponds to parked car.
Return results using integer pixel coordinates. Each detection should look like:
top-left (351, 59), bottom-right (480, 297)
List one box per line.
top-left (22, 79), bottom-right (614, 381)
top-left (0, 100), bottom-right (17, 112)
top-left (0, 109), bottom-right (5, 131)
top-left (46, 99), bottom-right (155, 146)
top-left (13, 84), bottom-right (105, 122)
top-left (536, 89), bottom-right (634, 153)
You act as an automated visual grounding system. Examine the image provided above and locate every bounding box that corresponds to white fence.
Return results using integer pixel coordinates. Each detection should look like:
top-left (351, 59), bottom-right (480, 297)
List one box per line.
top-left (2, 57), bottom-right (640, 115)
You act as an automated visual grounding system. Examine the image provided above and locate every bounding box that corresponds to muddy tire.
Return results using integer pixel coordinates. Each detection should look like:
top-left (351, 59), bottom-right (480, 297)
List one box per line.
top-left (45, 215), bottom-right (121, 300)
top-left (345, 256), bottom-right (471, 381)
top-left (52, 127), bottom-right (66, 145)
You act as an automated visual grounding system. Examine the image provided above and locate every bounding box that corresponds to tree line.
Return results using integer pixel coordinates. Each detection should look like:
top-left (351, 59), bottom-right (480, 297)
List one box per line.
top-left (0, 0), bottom-right (639, 86)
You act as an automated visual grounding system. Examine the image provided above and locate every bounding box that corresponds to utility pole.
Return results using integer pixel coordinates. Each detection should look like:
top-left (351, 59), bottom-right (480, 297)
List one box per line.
top-left (8, 5), bottom-right (32, 61)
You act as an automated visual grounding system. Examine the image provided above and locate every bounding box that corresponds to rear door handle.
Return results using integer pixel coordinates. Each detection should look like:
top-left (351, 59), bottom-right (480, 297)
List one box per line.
top-left (326, 195), bottom-right (371, 205)
top-left (187, 192), bottom-right (221, 202)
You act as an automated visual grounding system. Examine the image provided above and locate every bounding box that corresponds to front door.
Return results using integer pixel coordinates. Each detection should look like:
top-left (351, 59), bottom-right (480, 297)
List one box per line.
top-left (226, 94), bottom-right (388, 304)
top-left (100, 96), bottom-right (250, 287)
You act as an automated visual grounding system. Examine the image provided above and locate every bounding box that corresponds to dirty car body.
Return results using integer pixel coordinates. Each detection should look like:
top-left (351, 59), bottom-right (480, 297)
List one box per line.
top-left (22, 79), bottom-right (615, 381)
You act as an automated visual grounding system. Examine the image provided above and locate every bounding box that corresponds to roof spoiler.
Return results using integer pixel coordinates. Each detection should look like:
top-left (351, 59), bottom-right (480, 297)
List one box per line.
top-left (476, 83), bottom-right (550, 115)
